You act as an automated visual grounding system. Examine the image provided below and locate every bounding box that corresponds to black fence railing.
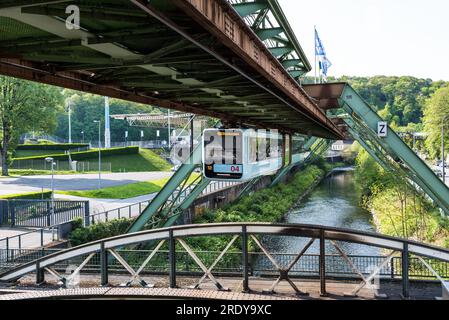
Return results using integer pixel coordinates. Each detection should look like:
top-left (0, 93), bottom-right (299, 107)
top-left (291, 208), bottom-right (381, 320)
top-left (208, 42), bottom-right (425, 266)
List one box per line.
top-left (1, 248), bottom-right (448, 281)
top-left (0, 200), bottom-right (89, 228)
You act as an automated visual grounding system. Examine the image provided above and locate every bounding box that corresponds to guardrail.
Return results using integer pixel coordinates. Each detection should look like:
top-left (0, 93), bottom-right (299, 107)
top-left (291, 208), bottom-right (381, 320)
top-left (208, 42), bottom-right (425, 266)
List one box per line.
top-left (1, 223), bottom-right (449, 298)
top-left (0, 224), bottom-right (62, 253)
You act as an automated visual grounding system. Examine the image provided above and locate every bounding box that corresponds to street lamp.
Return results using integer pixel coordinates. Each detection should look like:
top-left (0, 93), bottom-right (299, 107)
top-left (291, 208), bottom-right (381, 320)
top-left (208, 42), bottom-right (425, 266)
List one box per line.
top-left (45, 157), bottom-right (56, 240)
top-left (94, 120), bottom-right (102, 189)
top-left (67, 99), bottom-right (72, 144)
top-left (81, 131), bottom-right (84, 144)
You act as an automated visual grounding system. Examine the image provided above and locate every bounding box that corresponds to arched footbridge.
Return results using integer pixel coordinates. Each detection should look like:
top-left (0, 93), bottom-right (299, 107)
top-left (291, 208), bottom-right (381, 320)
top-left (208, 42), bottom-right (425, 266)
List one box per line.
top-left (1, 223), bottom-right (449, 299)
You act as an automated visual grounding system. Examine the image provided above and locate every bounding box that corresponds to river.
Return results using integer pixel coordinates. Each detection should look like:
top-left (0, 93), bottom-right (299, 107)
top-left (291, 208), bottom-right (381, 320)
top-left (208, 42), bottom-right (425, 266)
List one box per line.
top-left (264, 168), bottom-right (381, 256)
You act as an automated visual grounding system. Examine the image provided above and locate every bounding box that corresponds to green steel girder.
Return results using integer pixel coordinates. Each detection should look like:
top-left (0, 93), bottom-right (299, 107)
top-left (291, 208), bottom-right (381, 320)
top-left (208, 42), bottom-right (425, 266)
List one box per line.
top-left (269, 46), bottom-right (293, 57)
top-left (231, 0), bottom-right (311, 75)
top-left (126, 144), bottom-right (203, 233)
top-left (255, 27), bottom-right (284, 41)
top-left (232, 1), bottom-right (269, 17)
top-left (288, 70), bottom-right (305, 79)
top-left (282, 59), bottom-right (304, 69)
top-left (339, 84), bottom-right (449, 215)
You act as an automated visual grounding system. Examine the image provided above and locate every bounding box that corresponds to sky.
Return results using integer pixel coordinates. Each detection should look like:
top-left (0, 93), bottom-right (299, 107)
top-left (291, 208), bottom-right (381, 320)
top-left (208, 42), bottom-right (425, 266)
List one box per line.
top-left (280, 0), bottom-right (449, 81)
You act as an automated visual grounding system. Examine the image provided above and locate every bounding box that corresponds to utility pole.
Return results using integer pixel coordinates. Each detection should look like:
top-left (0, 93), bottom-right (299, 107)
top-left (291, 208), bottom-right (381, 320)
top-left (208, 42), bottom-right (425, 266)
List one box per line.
top-left (104, 97), bottom-right (111, 149)
top-left (67, 99), bottom-right (72, 144)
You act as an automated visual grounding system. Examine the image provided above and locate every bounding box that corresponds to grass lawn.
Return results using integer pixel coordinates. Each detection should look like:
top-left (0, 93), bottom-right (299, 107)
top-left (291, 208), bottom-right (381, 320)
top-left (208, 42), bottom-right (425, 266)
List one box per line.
top-left (9, 148), bottom-right (171, 174)
top-left (102, 148), bottom-right (171, 172)
top-left (57, 174), bottom-right (200, 199)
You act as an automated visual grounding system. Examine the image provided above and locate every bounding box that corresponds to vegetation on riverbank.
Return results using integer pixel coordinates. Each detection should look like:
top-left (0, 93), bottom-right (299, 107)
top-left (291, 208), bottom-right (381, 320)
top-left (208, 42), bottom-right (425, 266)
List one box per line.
top-left (355, 148), bottom-right (449, 247)
top-left (67, 162), bottom-right (335, 249)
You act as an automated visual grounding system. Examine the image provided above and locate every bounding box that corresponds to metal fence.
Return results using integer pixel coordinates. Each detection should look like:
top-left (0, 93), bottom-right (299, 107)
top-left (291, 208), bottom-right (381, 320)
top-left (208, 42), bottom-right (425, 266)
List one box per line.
top-left (10, 159), bottom-right (112, 172)
top-left (0, 200), bottom-right (89, 228)
top-left (1, 247), bottom-right (448, 281)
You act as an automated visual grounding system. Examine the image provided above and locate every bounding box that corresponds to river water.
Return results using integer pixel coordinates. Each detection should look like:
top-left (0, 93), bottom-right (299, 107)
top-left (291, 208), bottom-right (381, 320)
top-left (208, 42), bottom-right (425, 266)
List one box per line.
top-left (264, 168), bottom-right (381, 256)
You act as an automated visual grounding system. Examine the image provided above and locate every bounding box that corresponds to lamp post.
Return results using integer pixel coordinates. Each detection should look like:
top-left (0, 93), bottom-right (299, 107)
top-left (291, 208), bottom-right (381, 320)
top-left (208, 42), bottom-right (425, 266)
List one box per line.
top-left (67, 99), bottom-right (72, 144)
top-left (94, 120), bottom-right (102, 189)
top-left (81, 131), bottom-right (84, 144)
top-left (45, 157), bottom-right (56, 240)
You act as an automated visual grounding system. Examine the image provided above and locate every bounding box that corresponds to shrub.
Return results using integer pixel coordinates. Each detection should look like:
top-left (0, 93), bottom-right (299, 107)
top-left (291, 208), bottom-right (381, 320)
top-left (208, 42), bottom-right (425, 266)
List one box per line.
top-left (69, 218), bottom-right (134, 247)
top-left (17, 143), bottom-right (90, 151)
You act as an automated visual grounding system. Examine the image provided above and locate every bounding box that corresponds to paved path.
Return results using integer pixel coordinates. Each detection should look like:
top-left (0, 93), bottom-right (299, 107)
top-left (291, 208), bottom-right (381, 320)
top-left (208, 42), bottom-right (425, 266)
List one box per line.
top-left (0, 228), bottom-right (55, 250)
top-left (0, 172), bottom-right (173, 195)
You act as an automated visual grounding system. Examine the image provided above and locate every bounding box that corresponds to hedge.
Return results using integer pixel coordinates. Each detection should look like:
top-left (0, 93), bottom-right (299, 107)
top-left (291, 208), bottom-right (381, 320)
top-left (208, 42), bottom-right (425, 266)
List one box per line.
top-left (0, 191), bottom-right (52, 200)
top-left (17, 143), bottom-right (90, 151)
top-left (13, 146), bottom-right (139, 161)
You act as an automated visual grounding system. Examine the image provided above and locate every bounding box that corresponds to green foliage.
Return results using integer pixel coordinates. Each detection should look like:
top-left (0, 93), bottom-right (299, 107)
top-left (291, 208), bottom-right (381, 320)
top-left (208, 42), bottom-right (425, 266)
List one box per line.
top-left (337, 76), bottom-right (447, 126)
top-left (423, 85), bottom-right (449, 159)
top-left (17, 143), bottom-right (89, 151)
top-left (355, 148), bottom-right (449, 247)
top-left (0, 76), bottom-right (63, 175)
top-left (69, 218), bottom-right (133, 247)
top-left (55, 92), bottom-right (165, 143)
top-left (0, 191), bottom-right (52, 200)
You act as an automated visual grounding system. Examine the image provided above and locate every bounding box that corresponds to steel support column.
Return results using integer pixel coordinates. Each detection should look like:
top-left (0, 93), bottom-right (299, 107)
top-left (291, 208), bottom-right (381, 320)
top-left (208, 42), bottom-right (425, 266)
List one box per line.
top-left (242, 226), bottom-right (250, 293)
top-left (402, 242), bottom-right (410, 299)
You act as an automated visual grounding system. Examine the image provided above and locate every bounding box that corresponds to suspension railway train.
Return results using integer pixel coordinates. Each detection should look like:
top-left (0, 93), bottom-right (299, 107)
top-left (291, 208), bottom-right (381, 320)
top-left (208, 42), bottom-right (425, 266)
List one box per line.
top-left (202, 129), bottom-right (305, 181)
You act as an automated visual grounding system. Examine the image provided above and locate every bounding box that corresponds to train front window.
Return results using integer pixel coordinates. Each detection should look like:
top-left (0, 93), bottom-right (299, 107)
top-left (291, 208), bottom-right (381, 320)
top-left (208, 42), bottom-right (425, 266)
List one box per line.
top-left (204, 130), bottom-right (243, 165)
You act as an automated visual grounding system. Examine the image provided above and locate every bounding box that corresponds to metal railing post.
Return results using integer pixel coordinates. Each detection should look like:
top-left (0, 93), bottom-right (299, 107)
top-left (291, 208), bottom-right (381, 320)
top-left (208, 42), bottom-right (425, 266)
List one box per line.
top-left (6, 237), bottom-right (9, 262)
top-left (319, 229), bottom-right (327, 297)
top-left (36, 261), bottom-right (45, 285)
top-left (242, 225), bottom-right (250, 293)
top-left (40, 228), bottom-right (44, 247)
top-left (84, 201), bottom-right (90, 227)
top-left (402, 242), bottom-right (410, 299)
top-left (100, 242), bottom-right (108, 286)
top-left (169, 230), bottom-right (177, 288)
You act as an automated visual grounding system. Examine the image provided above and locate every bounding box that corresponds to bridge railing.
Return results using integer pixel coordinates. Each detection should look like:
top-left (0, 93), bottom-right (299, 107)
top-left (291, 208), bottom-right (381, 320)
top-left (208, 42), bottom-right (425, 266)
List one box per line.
top-left (2, 247), bottom-right (448, 281)
top-left (1, 223), bottom-right (449, 298)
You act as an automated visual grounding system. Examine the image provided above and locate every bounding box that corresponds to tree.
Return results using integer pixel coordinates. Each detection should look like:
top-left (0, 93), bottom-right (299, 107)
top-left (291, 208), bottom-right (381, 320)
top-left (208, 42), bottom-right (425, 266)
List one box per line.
top-left (0, 76), bottom-right (62, 175)
top-left (423, 85), bottom-right (449, 159)
top-left (54, 91), bottom-right (163, 143)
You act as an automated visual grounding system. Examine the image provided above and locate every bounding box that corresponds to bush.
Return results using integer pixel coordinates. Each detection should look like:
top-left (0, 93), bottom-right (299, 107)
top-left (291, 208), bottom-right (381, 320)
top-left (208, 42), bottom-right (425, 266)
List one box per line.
top-left (17, 143), bottom-right (90, 151)
top-left (14, 146), bottom-right (139, 161)
top-left (69, 218), bottom-right (134, 247)
top-left (0, 191), bottom-right (52, 200)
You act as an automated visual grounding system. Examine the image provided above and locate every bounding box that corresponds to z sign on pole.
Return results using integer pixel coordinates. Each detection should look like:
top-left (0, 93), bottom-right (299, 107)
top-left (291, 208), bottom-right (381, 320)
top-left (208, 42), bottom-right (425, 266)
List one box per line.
top-left (378, 122), bottom-right (388, 138)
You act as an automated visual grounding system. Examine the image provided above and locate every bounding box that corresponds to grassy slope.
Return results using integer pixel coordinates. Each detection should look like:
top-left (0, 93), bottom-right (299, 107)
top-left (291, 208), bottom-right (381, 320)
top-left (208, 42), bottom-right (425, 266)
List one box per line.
top-left (103, 148), bottom-right (171, 172)
top-left (58, 174), bottom-right (199, 199)
top-left (10, 148), bottom-right (171, 174)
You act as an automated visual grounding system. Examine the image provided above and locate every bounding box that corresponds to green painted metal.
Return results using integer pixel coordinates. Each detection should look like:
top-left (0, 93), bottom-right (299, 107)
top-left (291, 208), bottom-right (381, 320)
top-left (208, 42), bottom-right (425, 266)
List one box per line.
top-left (339, 84), bottom-right (449, 215)
top-left (231, 0), bottom-right (311, 76)
top-left (269, 46), bottom-right (293, 57)
top-left (126, 144), bottom-right (202, 233)
top-left (232, 2), bottom-right (268, 17)
top-left (255, 27), bottom-right (283, 41)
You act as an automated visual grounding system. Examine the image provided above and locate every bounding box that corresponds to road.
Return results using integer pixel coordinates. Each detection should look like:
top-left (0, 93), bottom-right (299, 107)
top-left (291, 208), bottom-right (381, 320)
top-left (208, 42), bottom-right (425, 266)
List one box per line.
top-left (0, 172), bottom-right (173, 195)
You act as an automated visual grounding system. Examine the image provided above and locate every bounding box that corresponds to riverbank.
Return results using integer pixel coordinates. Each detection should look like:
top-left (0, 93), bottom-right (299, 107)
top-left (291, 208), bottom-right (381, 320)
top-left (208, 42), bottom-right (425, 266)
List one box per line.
top-left (355, 148), bottom-right (449, 248)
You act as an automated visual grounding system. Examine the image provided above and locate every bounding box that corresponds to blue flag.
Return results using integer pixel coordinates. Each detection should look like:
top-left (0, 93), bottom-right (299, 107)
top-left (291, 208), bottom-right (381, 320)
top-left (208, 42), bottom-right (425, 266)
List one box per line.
top-left (315, 28), bottom-right (332, 81)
